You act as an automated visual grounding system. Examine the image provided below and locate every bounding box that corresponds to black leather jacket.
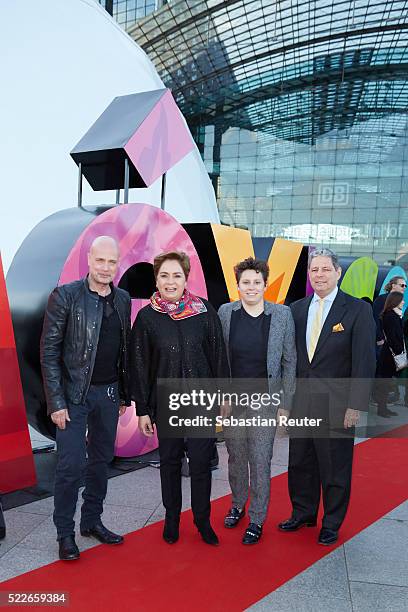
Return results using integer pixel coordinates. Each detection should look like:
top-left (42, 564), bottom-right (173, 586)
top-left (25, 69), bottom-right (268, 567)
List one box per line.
top-left (40, 278), bottom-right (131, 414)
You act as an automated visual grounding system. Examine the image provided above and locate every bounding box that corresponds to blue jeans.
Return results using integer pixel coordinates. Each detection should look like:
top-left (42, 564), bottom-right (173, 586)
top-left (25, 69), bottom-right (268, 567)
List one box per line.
top-left (53, 383), bottom-right (119, 539)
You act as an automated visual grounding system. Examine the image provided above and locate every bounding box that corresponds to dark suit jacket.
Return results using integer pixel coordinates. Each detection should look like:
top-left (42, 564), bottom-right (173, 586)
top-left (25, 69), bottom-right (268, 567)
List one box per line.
top-left (290, 289), bottom-right (376, 427)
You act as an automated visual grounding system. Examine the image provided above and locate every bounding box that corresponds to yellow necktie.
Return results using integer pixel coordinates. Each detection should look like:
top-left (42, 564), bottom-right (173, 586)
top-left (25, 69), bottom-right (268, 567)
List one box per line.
top-left (308, 298), bottom-right (325, 361)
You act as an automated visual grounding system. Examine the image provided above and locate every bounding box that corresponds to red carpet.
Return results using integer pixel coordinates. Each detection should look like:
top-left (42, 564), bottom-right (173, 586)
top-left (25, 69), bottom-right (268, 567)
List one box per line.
top-left (2, 428), bottom-right (408, 611)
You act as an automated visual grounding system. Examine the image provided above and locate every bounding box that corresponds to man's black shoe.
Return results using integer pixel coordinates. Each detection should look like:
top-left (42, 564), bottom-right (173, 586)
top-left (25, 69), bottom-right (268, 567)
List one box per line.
top-left (242, 523), bottom-right (262, 545)
top-left (58, 535), bottom-right (80, 561)
top-left (278, 516), bottom-right (317, 531)
top-left (163, 518), bottom-right (179, 544)
top-left (318, 528), bottom-right (338, 546)
top-left (378, 407), bottom-right (398, 418)
top-left (195, 521), bottom-right (219, 546)
top-left (80, 523), bottom-right (124, 544)
top-left (224, 506), bottom-right (245, 529)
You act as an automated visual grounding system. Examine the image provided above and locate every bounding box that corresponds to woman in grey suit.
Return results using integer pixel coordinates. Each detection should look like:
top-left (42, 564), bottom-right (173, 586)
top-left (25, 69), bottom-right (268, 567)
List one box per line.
top-left (218, 257), bottom-right (296, 544)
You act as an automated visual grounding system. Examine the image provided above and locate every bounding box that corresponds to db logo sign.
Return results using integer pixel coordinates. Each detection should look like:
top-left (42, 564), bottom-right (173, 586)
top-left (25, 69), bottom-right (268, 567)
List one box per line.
top-left (318, 182), bottom-right (349, 207)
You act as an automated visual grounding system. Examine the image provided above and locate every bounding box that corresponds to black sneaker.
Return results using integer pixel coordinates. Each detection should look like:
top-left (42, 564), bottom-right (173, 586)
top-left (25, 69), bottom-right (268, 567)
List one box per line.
top-left (224, 506), bottom-right (245, 529)
top-left (242, 523), bottom-right (262, 545)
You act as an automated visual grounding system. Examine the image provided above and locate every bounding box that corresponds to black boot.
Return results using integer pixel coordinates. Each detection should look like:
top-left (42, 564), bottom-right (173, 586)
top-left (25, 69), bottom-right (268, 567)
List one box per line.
top-left (195, 521), bottom-right (219, 546)
top-left (163, 516), bottom-right (179, 544)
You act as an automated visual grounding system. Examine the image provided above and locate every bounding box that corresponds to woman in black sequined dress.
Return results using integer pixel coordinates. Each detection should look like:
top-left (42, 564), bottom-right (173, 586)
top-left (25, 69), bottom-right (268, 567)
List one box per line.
top-left (130, 251), bottom-right (228, 546)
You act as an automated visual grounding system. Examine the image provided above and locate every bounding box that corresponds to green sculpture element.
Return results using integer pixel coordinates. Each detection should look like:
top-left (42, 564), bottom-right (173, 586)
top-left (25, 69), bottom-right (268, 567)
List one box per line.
top-left (340, 257), bottom-right (378, 301)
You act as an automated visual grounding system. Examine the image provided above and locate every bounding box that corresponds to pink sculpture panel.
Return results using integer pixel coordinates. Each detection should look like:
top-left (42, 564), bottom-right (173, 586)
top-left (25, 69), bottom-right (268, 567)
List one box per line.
top-left (124, 89), bottom-right (195, 186)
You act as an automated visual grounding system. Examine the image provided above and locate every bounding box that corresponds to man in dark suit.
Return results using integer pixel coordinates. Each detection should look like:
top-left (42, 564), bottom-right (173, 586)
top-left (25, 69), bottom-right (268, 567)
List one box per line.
top-left (278, 247), bottom-right (376, 545)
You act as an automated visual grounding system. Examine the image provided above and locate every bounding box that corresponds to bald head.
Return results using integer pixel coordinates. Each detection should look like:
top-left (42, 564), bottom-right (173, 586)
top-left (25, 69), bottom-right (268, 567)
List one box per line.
top-left (89, 235), bottom-right (120, 257)
top-left (87, 235), bottom-right (120, 290)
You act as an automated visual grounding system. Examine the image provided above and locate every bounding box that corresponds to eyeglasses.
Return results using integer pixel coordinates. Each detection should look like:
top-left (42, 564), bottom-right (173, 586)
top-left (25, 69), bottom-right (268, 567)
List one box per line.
top-left (398, 283), bottom-right (407, 289)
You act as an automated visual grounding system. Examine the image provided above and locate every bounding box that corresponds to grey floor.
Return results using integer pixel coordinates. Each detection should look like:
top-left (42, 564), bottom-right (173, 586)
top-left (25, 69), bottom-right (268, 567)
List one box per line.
top-left (1, 425), bottom-right (408, 612)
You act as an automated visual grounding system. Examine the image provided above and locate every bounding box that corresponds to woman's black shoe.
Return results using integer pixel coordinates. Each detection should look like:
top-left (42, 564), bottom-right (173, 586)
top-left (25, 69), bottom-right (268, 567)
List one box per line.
top-left (195, 521), bottom-right (219, 546)
top-left (163, 518), bottom-right (179, 544)
top-left (242, 523), bottom-right (262, 545)
top-left (224, 506), bottom-right (245, 528)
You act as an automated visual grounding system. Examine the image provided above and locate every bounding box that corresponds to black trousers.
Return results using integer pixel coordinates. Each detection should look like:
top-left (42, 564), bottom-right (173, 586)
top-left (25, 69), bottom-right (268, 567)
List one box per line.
top-left (158, 437), bottom-right (213, 525)
top-left (288, 436), bottom-right (354, 531)
top-left (53, 383), bottom-right (119, 539)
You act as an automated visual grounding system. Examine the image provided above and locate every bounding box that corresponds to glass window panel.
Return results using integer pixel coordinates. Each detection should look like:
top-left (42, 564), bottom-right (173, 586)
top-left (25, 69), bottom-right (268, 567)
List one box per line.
top-left (237, 183), bottom-right (255, 197)
top-left (376, 208), bottom-right (400, 222)
top-left (354, 209), bottom-right (375, 223)
top-left (291, 210), bottom-right (312, 223)
top-left (379, 178), bottom-right (402, 193)
top-left (311, 210), bottom-right (332, 223)
top-left (293, 181), bottom-right (313, 196)
top-left (272, 210), bottom-right (291, 223)
top-left (332, 209), bottom-right (353, 223)
top-left (291, 196), bottom-right (313, 209)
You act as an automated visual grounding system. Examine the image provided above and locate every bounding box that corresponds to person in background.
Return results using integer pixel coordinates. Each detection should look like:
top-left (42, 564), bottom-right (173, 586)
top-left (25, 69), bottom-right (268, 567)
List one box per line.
top-left (372, 277), bottom-right (406, 358)
top-left (375, 291), bottom-right (405, 418)
top-left (398, 307), bottom-right (408, 407)
top-left (218, 257), bottom-right (296, 545)
top-left (131, 251), bottom-right (229, 546)
top-left (372, 276), bottom-right (406, 405)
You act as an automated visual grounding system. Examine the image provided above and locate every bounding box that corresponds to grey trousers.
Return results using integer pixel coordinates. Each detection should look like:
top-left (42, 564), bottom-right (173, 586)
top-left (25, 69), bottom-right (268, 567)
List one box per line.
top-left (224, 406), bottom-right (276, 525)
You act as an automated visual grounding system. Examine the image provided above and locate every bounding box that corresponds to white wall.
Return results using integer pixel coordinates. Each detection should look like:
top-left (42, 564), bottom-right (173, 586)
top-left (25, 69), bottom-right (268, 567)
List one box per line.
top-left (0, 0), bottom-right (219, 273)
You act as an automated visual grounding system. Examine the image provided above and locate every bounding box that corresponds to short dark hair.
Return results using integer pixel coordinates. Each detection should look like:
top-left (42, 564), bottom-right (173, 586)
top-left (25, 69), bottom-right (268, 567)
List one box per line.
top-left (384, 276), bottom-right (405, 293)
top-left (153, 251), bottom-right (190, 280)
top-left (382, 291), bottom-right (404, 315)
top-left (234, 257), bottom-right (269, 284)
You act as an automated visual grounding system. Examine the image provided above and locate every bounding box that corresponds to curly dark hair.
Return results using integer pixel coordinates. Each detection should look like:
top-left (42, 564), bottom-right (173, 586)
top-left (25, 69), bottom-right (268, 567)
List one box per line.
top-left (234, 257), bottom-right (269, 284)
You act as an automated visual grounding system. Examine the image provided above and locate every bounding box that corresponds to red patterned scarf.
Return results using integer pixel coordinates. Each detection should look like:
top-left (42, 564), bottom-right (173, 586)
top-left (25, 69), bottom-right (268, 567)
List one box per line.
top-left (150, 289), bottom-right (207, 320)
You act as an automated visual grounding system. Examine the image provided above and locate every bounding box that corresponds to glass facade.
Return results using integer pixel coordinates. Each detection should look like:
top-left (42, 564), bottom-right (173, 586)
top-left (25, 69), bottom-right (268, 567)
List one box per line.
top-left (98, 0), bottom-right (160, 30)
top-left (128, 0), bottom-right (408, 265)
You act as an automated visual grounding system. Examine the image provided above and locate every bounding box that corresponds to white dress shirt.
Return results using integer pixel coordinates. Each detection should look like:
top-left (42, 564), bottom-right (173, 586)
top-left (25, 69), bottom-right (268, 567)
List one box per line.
top-left (306, 285), bottom-right (339, 352)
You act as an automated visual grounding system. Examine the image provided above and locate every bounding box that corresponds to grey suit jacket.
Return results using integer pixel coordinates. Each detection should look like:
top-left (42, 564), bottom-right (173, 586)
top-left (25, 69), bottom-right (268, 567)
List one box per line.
top-left (218, 300), bottom-right (297, 410)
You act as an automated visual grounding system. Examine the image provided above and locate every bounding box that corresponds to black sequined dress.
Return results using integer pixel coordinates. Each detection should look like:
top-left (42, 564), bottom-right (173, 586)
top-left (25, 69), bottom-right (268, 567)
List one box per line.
top-left (130, 299), bottom-right (229, 420)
